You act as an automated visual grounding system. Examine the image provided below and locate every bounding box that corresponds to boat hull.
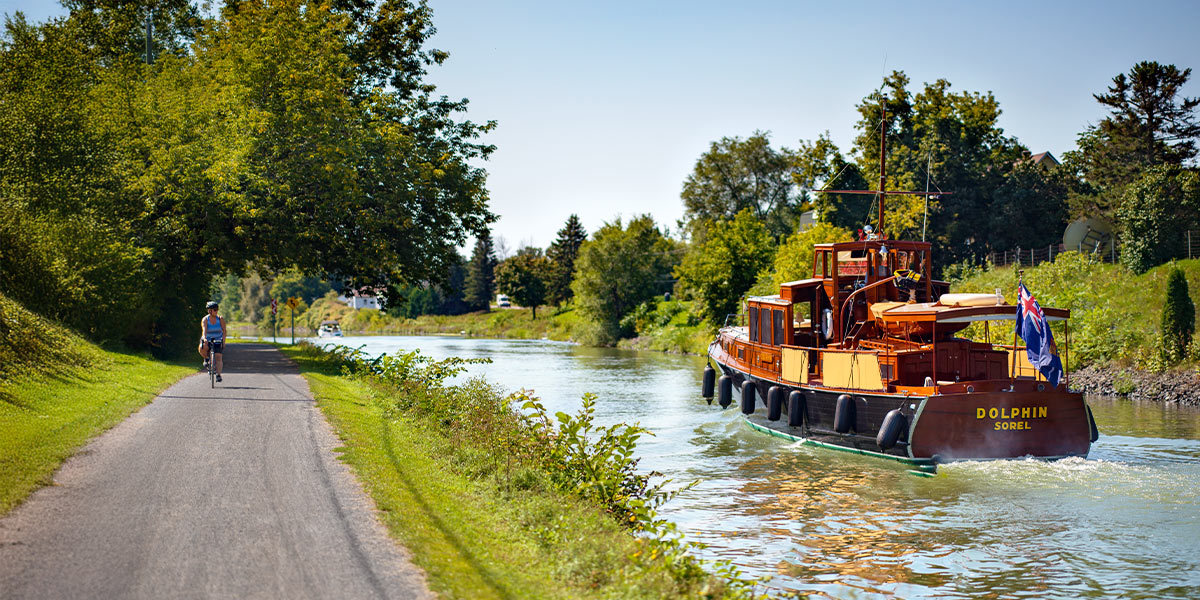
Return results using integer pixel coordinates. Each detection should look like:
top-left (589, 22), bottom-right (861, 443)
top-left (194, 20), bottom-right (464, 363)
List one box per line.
top-left (712, 358), bottom-right (1092, 462)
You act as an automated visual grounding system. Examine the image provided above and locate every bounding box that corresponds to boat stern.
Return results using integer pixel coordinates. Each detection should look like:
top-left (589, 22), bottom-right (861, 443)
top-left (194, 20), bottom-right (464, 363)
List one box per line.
top-left (909, 389), bottom-right (1093, 460)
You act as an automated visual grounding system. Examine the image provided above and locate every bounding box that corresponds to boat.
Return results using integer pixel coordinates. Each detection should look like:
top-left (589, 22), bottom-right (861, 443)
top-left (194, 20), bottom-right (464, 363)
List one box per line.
top-left (317, 320), bottom-right (343, 338)
top-left (702, 98), bottom-right (1098, 473)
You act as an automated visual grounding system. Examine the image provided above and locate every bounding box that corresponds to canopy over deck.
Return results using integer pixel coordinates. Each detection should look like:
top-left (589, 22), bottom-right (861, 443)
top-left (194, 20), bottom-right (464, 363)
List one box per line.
top-left (876, 302), bottom-right (1069, 323)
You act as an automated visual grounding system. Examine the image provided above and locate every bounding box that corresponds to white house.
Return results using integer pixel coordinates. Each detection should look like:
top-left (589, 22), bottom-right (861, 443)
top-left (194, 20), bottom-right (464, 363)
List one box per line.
top-left (337, 293), bottom-right (381, 310)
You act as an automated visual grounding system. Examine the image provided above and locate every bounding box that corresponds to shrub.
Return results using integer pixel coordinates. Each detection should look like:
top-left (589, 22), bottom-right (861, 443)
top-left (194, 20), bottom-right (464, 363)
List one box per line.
top-left (1161, 266), bottom-right (1196, 364)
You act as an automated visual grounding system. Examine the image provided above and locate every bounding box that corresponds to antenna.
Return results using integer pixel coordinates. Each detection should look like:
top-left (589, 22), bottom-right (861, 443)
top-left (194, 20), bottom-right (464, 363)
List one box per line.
top-left (1062, 216), bottom-right (1113, 254)
top-left (922, 154), bottom-right (931, 241)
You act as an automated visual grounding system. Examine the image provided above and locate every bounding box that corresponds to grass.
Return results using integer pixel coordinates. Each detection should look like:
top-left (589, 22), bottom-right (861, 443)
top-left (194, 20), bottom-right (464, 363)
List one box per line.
top-left (0, 293), bottom-right (194, 515)
top-left (284, 344), bottom-right (766, 599)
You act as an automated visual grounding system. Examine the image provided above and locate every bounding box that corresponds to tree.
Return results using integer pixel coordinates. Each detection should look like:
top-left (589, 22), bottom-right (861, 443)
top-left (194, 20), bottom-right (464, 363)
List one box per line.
top-left (546, 214), bottom-right (587, 306)
top-left (1116, 166), bottom-right (1200, 273)
top-left (1161, 267), bottom-right (1196, 364)
top-left (793, 134), bottom-right (872, 231)
top-left (675, 209), bottom-right (774, 324)
top-left (1065, 62), bottom-right (1200, 221)
top-left (987, 160), bottom-right (1072, 252)
top-left (850, 72), bottom-right (1025, 264)
top-left (464, 230), bottom-right (498, 310)
top-left (495, 249), bottom-right (552, 319)
top-left (764, 223), bottom-right (855, 290)
top-left (0, 0), bottom-right (495, 355)
top-left (680, 132), bottom-right (801, 239)
top-left (571, 215), bottom-right (679, 342)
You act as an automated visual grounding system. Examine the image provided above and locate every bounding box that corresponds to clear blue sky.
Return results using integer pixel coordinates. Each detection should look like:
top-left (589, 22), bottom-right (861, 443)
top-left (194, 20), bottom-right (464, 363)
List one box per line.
top-left (5, 0), bottom-right (1199, 254)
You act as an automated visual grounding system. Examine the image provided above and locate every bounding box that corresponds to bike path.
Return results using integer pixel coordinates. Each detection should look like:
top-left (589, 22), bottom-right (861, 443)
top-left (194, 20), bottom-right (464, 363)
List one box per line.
top-left (0, 343), bottom-right (432, 599)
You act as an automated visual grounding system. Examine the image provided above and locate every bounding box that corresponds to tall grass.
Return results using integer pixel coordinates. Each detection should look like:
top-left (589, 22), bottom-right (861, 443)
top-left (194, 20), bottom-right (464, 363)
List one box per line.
top-left (291, 342), bottom-right (776, 598)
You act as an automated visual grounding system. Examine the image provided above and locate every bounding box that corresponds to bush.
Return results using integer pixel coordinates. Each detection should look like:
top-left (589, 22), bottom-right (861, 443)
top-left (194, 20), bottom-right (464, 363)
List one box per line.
top-left (1161, 266), bottom-right (1196, 364)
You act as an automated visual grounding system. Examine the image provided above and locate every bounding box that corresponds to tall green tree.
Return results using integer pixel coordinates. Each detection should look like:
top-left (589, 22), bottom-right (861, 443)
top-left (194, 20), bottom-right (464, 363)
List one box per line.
top-left (1065, 61), bottom-right (1200, 221)
top-left (464, 230), bottom-right (498, 310)
top-left (680, 132), bottom-right (801, 239)
top-left (675, 209), bottom-right (774, 324)
top-left (546, 214), bottom-right (587, 306)
top-left (495, 248), bottom-right (552, 319)
top-left (571, 215), bottom-right (679, 343)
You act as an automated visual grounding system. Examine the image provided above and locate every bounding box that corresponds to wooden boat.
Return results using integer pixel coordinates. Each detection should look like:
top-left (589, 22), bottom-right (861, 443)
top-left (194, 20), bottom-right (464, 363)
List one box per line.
top-left (702, 100), bottom-right (1098, 472)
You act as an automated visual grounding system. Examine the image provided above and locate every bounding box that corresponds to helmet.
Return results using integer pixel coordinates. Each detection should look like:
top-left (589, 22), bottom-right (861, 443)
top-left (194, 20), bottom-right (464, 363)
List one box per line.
top-left (206, 301), bottom-right (219, 310)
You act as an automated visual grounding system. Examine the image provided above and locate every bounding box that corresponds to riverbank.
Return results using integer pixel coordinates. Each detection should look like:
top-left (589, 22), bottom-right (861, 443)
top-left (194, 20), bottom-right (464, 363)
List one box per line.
top-left (284, 342), bottom-right (766, 599)
top-left (0, 293), bottom-right (194, 514)
top-left (250, 296), bottom-right (716, 355)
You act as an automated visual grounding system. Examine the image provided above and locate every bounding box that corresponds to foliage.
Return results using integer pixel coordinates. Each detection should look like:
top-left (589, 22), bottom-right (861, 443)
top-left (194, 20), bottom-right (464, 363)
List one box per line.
top-left (464, 229), bottom-right (498, 310)
top-left (571, 215), bottom-right (680, 343)
top-left (545, 214), bottom-right (587, 306)
top-left (680, 132), bottom-right (802, 239)
top-left (675, 209), bottom-right (774, 324)
top-left (495, 249), bottom-right (552, 319)
top-left (763, 222), bottom-right (854, 290)
top-left (1162, 266), bottom-right (1196, 364)
top-left (0, 0), bottom-right (494, 355)
top-left (270, 267), bottom-right (334, 305)
top-left (1064, 61), bottom-right (1200, 223)
top-left (851, 72), bottom-right (1026, 263)
top-left (293, 342), bottom-right (770, 597)
top-left (987, 159), bottom-right (1073, 251)
top-left (795, 134), bottom-right (873, 231)
top-left (1116, 166), bottom-right (1200, 273)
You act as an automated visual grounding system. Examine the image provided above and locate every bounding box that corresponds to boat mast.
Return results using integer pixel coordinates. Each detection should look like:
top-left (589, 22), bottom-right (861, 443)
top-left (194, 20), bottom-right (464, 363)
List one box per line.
top-left (878, 95), bottom-right (887, 234)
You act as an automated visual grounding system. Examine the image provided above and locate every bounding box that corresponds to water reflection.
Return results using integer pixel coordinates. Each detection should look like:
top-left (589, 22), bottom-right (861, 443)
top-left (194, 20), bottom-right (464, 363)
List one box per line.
top-left (319, 336), bottom-right (1200, 599)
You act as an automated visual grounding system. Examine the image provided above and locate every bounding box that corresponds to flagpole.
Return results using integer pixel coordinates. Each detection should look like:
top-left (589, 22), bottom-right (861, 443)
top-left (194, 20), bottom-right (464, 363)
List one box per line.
top-left (1010, 269), bottom-right (1023, 383)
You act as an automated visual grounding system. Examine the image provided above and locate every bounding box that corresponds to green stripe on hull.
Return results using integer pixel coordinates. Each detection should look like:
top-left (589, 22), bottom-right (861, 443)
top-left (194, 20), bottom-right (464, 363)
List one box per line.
top-left (743, 418), bottom-right (938, 473)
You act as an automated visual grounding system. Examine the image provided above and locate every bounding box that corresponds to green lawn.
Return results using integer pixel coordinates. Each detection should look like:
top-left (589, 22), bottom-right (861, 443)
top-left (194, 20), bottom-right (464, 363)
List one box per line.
top-left (0, 350), bottom-right (193, 514)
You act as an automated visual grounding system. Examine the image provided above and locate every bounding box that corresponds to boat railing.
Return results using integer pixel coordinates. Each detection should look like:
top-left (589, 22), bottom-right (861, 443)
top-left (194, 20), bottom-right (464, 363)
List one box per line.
top-left (723, 312), bottom-right (746, 328)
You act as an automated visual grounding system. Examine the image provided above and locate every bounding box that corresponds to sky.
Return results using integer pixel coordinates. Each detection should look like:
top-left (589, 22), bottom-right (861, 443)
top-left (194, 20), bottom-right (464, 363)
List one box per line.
top-left (4, 0), bottom-right (1200, 254)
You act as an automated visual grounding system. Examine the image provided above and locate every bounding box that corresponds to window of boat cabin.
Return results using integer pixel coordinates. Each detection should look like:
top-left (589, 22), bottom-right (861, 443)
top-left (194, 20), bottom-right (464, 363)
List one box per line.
top-left (773, 309), bottom-right (784, 346)
top-left (748, 306), bottom-right (758, 342)
top-left (762, 308), bottom-right (773, 345)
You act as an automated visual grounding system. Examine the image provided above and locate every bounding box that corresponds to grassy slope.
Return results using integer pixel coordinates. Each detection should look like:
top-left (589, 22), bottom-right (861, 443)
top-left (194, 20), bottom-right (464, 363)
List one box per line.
top-left (289, 350), bottom-right (745, 599)
top-left (0, 293), bottom-right (194, 514)
top-left (951, 253), bottom-right (1200, 369)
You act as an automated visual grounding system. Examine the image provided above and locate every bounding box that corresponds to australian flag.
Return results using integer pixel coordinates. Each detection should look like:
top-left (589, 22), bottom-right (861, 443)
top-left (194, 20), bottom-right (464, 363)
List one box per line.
top-left (1015, 283), bottom-right (1063, 388)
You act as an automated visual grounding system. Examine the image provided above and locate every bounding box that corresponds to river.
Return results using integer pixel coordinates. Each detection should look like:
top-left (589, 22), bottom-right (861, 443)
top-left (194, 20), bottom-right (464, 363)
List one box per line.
top-left (312, 335), bottom-right (1200, 599)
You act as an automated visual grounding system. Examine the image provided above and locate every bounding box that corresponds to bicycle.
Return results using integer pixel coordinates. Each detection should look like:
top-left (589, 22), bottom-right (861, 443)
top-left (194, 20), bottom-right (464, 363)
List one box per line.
top-left (205, 339), bottom-right (219, 388)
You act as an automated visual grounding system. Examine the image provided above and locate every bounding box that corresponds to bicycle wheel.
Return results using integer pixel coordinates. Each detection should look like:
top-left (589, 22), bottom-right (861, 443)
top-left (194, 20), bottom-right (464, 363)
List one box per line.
top-left (209, 343), bottom-right (216, 388)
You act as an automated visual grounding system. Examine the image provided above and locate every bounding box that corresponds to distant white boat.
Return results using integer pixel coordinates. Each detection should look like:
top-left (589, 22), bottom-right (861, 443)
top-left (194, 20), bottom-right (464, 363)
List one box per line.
top-left (317, 320), bottom-right (343, 338)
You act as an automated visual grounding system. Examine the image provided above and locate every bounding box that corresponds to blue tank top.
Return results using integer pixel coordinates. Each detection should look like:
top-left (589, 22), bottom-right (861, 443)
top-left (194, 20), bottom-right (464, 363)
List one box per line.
top-left (205, 315), bottom-right (223, 340)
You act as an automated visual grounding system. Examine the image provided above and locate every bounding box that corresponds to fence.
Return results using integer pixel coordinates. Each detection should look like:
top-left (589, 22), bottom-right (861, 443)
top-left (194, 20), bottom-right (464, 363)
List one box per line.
top-left (987, 230), bottom-right (1200, 268)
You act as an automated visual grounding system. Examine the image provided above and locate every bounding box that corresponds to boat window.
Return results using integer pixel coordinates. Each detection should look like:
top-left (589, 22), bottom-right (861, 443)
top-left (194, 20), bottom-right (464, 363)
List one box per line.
top-left (761, 308), bottom-right (772, 345)
top-left (773, 309), bottom-right (784, 346)
top-left (748, 307), bottom-right (758, 342)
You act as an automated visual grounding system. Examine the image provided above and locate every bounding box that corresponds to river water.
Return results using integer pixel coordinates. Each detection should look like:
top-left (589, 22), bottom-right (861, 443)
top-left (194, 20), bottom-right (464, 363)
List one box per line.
top-left (313, 335), bottom-right (1200, 599)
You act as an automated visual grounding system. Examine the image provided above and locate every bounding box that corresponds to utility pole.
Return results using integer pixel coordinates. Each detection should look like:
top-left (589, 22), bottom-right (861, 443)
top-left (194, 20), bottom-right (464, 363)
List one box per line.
top-left (144, 8), bottom-right (153, 65)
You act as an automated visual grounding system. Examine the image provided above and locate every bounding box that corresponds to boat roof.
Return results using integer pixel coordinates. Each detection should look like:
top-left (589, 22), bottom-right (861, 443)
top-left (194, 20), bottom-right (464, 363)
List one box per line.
top-left (876, 302), bottom-right (1069, 323)
top-left (746, 295), bottom-right (790, 306)
top-left (320, 320), bottom-right (340, 325)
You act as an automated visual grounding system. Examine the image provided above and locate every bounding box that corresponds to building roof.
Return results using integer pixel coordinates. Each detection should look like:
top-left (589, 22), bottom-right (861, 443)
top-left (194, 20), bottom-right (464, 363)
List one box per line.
top-left (1029, 151), bottom-right (1060, 167)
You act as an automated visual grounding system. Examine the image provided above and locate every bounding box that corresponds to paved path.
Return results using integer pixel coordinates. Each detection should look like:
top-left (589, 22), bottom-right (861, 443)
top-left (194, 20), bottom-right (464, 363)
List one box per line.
top-left (0, 344), bottom-right (432, 599)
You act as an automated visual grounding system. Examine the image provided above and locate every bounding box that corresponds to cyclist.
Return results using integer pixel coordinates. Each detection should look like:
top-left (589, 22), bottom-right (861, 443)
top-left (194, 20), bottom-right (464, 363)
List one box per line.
top-left (198, 301), bottom-right (227, 382)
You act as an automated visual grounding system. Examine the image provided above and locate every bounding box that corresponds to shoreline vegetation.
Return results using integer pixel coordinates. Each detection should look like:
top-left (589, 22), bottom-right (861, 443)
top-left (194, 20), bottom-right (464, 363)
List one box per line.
top-left (257, 253), bottom-right (1200, 405)
top-left (284, 341), bottom-right (773, 599)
